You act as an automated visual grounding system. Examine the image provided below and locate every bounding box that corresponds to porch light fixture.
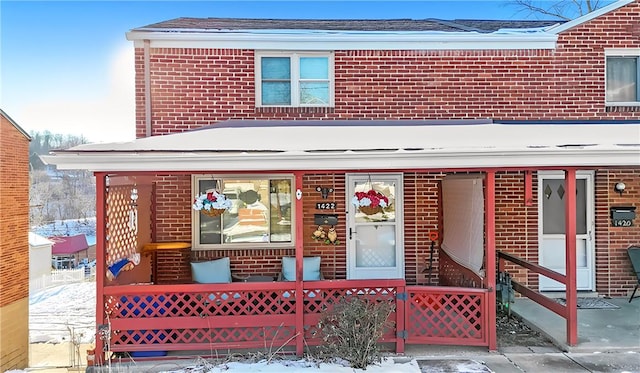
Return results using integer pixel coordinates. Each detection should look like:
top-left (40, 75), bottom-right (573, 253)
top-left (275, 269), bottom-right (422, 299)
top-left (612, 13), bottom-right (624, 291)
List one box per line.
top-left (130, 188), bottom-right (138, 206)
top-left (316, 186), bottom-right (334, 199)
top-left (614, 182), bottom-right (626, 195)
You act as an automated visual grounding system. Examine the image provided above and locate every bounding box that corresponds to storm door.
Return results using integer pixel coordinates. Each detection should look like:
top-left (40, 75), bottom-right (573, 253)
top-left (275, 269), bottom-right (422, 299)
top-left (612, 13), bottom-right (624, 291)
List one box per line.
top-left (538, 171), bottom-right (595, 291)
top-left (346, 173), bottom-right (404, 279)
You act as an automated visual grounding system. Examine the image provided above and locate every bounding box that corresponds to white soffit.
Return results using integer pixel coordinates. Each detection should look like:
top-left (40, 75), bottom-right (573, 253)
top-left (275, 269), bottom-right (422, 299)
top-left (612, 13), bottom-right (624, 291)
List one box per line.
top-left (44, 123), bottom-right (640, 172)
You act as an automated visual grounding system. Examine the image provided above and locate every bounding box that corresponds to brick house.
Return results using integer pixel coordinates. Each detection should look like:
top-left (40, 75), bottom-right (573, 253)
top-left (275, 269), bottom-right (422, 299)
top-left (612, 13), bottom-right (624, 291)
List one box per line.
top-left (0, 109), bottom-right (31, 371)
top-left (45, 0), bottom-right (639, 363)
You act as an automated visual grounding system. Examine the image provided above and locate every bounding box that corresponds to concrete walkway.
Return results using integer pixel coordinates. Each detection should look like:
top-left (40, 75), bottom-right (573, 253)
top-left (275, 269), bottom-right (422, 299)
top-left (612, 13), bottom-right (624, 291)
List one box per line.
top-left (23, 344), bottom-right (640, 373)
top-left (509, 296), bottom-right (640, 353)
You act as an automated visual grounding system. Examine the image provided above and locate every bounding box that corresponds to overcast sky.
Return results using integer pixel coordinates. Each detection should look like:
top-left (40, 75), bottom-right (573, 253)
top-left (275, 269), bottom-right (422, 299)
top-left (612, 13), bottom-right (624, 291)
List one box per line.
top-left (0, 0), bottom-right (589, 143)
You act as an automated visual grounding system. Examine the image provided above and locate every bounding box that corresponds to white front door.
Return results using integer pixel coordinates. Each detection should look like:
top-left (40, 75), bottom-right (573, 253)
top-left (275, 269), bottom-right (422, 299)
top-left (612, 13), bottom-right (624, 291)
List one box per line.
top-left (538, 171), bottom-right (595, 291)
top-left (346, 173), bottom-right (404, 279)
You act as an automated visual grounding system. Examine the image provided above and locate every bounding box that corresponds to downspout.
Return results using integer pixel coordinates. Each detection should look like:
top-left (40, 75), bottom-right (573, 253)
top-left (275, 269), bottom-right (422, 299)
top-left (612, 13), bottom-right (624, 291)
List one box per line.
top-left (144, 39), bottom-right (152, 137)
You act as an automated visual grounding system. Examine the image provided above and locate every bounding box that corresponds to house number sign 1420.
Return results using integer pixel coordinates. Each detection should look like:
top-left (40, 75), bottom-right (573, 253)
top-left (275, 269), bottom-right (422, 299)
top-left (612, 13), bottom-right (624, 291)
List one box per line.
top-left (316, 202), bottom-right (337, 210)
top-left (612, 219), bottom-right (633, 227)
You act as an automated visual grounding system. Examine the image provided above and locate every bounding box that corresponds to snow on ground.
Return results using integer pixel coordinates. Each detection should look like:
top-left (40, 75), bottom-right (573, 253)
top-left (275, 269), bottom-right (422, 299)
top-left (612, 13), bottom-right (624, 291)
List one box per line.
top-left (29, 281), bottom-right (96, 344)
top-left (154, 358), bottom-right (422, 373)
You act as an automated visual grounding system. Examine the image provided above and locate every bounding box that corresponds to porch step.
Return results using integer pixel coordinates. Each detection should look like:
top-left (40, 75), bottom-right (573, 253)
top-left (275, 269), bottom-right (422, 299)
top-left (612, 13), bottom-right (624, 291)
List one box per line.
top-left (540, 291), bottom-right (600, 299)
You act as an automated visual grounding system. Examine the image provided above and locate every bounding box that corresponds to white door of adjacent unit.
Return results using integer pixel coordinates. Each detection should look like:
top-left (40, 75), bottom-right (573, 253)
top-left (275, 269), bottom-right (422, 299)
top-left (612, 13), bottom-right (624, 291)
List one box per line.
top-left (538, 172), bottom-right (595, 291)
top-left (346, 173), bottom-right (404, 280)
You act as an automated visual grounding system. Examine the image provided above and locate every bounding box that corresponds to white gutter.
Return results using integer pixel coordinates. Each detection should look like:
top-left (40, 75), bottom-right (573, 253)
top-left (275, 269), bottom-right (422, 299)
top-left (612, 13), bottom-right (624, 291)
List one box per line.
top-left (43, 147), bottom-right (640, 172)
top-left (125, 30), bottom-right (558, 50)
top-left (43, 123), bottom-right (640, 171)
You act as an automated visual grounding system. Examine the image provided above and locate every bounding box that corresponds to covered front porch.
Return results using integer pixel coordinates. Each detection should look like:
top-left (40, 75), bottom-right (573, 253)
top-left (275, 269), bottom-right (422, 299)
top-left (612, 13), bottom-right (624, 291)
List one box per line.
top-left (44, 120), bottom-right (639, 364)
top-left (95, 169), bottom-right (495, 363)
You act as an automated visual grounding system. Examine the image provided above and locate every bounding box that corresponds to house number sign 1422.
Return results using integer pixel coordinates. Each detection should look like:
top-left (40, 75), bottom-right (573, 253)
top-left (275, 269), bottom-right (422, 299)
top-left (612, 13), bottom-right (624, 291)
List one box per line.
top-left (316, 202), bottom-right (337, 210)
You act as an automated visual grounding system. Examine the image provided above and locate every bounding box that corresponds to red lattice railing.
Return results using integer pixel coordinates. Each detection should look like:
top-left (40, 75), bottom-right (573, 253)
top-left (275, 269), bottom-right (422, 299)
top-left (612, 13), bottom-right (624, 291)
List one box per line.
top-left (102, 280), bottom-right (488, 356)
top-left (438, 249), bottom-right (484, 288)
top-left (406, 286), bottom-right (488, 346)
top-left (103, 280), bottom-right (406, 354)
top-left (105, 185), bottom-right (138, 266)
top-left (105, 282), bottom-right (298, 352)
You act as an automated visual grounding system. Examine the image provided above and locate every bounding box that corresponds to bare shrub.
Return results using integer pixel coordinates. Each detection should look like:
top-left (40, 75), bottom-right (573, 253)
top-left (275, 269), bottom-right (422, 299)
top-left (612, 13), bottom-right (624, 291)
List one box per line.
top-left (316, 296), bottom-right (394, 369)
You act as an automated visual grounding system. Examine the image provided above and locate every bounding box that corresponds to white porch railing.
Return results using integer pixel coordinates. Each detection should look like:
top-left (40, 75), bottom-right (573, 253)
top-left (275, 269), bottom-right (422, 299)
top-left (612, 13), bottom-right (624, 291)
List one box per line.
top-left (30, 267), bottom-right (96, 294)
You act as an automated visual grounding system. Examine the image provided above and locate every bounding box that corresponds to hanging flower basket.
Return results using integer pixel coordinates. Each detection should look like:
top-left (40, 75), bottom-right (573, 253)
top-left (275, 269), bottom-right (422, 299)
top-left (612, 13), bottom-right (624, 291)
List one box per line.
top-left (201, 208), bottom-right (227, 217)
top-left (193, 190), bottom-right (232, 217)
top-left (351, 189), bottom-right (389, 215)
top-left (358, 205), bottom-right (383, 215)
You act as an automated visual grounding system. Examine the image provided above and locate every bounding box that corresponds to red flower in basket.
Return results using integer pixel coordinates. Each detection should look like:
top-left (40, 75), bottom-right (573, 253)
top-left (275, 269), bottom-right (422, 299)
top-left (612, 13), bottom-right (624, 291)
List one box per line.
top-left (193, 190), bottom-right (232, 215)
top-left (352, 190), bottom-right (389, 215)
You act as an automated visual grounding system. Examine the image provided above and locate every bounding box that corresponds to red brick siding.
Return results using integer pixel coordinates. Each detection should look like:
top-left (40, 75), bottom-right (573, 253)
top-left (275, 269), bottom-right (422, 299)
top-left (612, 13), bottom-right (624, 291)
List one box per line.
top-left (594, 169), bottom-right (640, 296)
top-left (301, 174), bottom-right (346, 280)
top-left (494, 169), bottom-right (640, 297)
top-left (404, 172), bottom-right (442, 285)
top-left (494, 172), bottom-right (539, 287)
top-left (156, 172), bottom-right (444, 285)
top-left (152, 169), bottom-right (638, 295)
top-left (0, 113), bottom-right (30, 371)
top-left (154, 175), bottom-right (192, 242)
top-left (0, 115), bottom-right (30, 307)
top-left (134, 2), bottom-right (639, 137)
top-left (143, 1), bottom-right (639, 294)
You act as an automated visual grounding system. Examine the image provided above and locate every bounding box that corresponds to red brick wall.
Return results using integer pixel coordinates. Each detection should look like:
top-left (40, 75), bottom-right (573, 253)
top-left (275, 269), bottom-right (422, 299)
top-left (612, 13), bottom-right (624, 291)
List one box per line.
top-left (0, 115), bottom-right (30, 307)
top-left (0, 113), bottom-right (30, 371)
top-left (594, 169), bottom-right (640, 296)
top-left (154, 175), bottom-right (192, 243)
top-left (494, 171), bottom-right (539, 286)
top-left (494, 170), bottom-right (640, 297)
top-left (141, 1), bottom-right (639, 294)
top-left (151, 169), bottom-right (639, 295)
top-left (134, 2), bottom-right (639, 137)
top-left (404, 172), bottom-right (442, 285)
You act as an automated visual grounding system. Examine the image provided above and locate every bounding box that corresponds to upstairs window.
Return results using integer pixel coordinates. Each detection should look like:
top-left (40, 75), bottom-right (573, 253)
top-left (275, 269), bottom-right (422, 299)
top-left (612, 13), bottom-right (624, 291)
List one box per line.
top-left (192, 175), bottom-right (294, 249)
top-left (606, 53), bottom-right (640, 105)
top-left (256, 52), bottom-right (333, 107)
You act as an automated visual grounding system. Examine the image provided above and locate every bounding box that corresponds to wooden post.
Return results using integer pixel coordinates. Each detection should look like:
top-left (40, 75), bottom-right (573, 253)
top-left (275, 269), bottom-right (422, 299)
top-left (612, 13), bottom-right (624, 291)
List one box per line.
top-left (485, 170), bottom-right (497, 351)
top-left (524, 170), bottom-right (533, 206)
top-left (564, 169), bottom-right (578, 346)
top-left (94, 172), bottom-right (107, 364)
top-left (396, 283), bottom-right (405, 353)
top-left (294, 172), bottom-right (305, 356)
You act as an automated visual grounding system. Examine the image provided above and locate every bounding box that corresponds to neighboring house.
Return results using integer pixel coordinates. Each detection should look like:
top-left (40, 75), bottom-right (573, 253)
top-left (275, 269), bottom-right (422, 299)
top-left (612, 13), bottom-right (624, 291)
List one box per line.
top-left (44, 0), bottom-right (640, 363)
top-left (0, 109), bottom-right (31, 371)
top-left (32, 218), bottom-right (97, 263)
top-left (29, 232), bottom-right (53, 279)
top-left (50, 234), bottom-right (90, 269)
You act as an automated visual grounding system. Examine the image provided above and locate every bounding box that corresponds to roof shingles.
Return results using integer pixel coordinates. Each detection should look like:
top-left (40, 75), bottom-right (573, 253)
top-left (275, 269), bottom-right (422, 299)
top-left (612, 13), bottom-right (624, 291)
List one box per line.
top-left (136, 17), bottom-right (562, 33)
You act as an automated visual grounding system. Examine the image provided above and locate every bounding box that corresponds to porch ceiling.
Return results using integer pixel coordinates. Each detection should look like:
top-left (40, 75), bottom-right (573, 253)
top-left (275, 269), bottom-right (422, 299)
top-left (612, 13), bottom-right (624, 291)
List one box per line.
top-left (43, 120), bottom-right (640, 172)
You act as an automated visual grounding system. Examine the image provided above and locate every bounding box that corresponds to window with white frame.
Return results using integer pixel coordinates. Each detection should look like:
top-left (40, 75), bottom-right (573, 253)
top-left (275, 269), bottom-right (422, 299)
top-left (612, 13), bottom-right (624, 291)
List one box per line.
top-left (606, 50), bottom-right (640, 105)
top-left (192, 175), bottom-right (294, 248)
top-left (256, 52), bottom-right (334, 107)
